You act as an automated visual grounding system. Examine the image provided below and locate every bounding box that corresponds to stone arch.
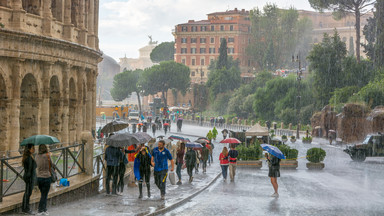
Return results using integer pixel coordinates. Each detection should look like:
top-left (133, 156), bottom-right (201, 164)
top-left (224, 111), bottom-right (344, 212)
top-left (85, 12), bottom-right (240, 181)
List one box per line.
top-left (49, 76), bottom-right (61, 138)
top-left (22, 0), bottom-right (41, 16)
top-left (51, 0), bottom-right (64, 22)
top-left (20, 73), bottom-right (39, 142)
top-left (0, 73), bottom-right (7, 154)
top-left (68, 78), bottom-right (76, 131)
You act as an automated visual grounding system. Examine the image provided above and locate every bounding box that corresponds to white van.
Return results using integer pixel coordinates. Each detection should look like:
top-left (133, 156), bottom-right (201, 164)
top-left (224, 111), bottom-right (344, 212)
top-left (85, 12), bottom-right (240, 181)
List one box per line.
top-left (128, 111), bottom-right (140, 122)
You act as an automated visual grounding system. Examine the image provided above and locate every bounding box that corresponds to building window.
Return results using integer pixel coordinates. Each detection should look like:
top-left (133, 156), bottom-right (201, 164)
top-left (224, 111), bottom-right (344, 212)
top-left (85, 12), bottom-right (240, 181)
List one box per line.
top-left (201, 59), bottom-right (205, 66)
top-left (248, 60), bottom-right (251, 67)
top-left (182, 59), bottom-right (186, 64)
top-left (182, 26), bottom-right (188, 32)
top-left (201, 71), bottom-right (205, 77)
top-left (228, 47), bottom-right (234, 54)
top-left (211, 25), bottom-right (215, 31)
top-left (192, 71), bottom-right (195, 76)
top-left (191, 48), bottom-right (196, 54)
top-left (191, 38), bottom-right (197, 43)
top-left (210, 38), bottom-right (214, 43)
top-left (191, 26), bottom-right (197, 32)
top-left (209, 48), bottom-right (215, 54)
top-left (200, 48), bottom-right (206, 54)
top-left (181, 38), bottom-right (187, 43)
top-left (201, 26), bottom-right (207, 31)
top-left (228, 38), bottom-right (235, 43)
top-left (230, 25), bottom-right (234, 31)
top-left (192, 59), bottom-right (196, 65)
top-left (181, 48), bottom-right (187, 54)
top-left (220, 25), bottom-right (224, 31)
top-left (210, 58), bottom-right (214, 65)
top-left (200, 38), bottom-right (206, 43)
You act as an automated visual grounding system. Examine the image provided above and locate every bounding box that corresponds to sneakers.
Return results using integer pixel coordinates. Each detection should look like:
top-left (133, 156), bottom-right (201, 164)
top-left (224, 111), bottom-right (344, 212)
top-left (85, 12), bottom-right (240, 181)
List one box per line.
top-left (176, 181), bottom-right (182, 185)
top-left (36, 211), bottom-right (49, 215)
top-left (21, 210), bottom-right (34, 215)
top-left (271, 193), bottom-right (279, 198)
top-left (161, 195), bottom-right (165, 200)
top-left (189, 176), bottom-right (193, 183)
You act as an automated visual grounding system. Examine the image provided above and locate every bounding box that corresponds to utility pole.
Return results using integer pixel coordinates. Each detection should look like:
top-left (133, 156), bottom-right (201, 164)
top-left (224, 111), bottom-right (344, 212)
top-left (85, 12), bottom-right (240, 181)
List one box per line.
top-left (292, 55), bottom-right (302, 139)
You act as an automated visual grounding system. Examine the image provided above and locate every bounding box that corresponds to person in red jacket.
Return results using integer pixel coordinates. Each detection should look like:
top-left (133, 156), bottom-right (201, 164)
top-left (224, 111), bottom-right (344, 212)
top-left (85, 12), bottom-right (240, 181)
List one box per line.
top-left (219, 147), bottom-right (229, 181)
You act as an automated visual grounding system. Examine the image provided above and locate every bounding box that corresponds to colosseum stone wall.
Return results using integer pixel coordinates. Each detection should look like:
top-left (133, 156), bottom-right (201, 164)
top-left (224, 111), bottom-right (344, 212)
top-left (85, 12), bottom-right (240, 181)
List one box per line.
top-left (0, 0), bottom-right (101, 156)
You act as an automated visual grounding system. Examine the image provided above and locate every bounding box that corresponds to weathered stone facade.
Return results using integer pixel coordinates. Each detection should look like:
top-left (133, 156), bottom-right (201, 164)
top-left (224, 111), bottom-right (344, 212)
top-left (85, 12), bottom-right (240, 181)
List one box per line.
top-left (0, 1), bottom-right (101, 156)
top-left (311, 104), bottom-right (384, 143)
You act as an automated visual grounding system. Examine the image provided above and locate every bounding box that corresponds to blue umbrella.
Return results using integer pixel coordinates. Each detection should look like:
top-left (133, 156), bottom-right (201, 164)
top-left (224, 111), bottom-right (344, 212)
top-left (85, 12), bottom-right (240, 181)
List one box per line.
top-left (186, 142), bottom-right (203, 149)
top-left (260, 144), bottom-right (286, 159)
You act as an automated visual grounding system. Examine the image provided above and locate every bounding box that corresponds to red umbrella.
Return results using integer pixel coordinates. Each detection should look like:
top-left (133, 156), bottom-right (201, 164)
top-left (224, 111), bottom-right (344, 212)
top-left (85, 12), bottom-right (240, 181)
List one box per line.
top-left (220, 138), bottom-right (241, 144)
top-left (163, 123), bottom-right (170, 126)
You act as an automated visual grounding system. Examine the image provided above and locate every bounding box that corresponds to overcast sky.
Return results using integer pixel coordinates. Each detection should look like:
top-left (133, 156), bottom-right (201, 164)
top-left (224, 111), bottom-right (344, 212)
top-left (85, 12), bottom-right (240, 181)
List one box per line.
top-left (99, 0), bottom-right (314, 61)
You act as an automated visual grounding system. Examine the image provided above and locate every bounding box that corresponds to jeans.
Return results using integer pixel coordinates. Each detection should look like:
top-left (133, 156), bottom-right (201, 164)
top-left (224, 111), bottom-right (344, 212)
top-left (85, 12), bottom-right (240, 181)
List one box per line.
top-left (22, 179), bottom-right (34, 212)
top-left (117, 164), bottom-right (126, 192)
top-left (37, 177), bottom-right (51, 213)
top-left (154, 170), bottom-right (168, 196)
top-left (187, 165), bottom-right (194, 178)
top-left (221, 165), bottom-right (229, 179)
top-left (229, 163), bottom-right (237, 181)
top-left (106, 166), bottom-right (119, 194)
top-left (176, 163), bottom-right (182, 180)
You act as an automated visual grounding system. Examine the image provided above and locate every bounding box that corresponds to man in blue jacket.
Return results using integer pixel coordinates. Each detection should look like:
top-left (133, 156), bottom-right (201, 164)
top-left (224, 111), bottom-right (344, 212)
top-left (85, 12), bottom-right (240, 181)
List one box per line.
top-left (151, 140), bottom-right (174, 200)
top-left (105, 144), bottom-right (121, 195)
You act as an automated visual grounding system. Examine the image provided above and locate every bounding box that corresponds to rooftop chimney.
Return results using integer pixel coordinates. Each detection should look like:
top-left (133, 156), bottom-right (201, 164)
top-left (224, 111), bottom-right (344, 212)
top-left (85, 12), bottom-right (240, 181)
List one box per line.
top-left (188, 20), bottom-right (195, 23)
top-left (235, 8), bottom-right (238, 11)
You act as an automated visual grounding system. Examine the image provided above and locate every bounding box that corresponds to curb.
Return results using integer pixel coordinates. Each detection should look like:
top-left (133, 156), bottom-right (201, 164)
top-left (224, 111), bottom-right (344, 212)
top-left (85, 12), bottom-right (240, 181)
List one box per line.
top-left (145, 172), bottom-right (222, 216)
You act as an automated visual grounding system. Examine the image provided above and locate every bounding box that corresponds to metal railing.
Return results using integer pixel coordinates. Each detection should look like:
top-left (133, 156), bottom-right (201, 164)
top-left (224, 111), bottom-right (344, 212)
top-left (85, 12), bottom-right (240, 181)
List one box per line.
top-left (0, 143), bottom-right (85, 202)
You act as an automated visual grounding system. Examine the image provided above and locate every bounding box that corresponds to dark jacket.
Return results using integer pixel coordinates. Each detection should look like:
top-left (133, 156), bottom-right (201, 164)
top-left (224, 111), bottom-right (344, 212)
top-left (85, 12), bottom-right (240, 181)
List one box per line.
top-left (202, 147), bottom-right (209, 162)
top-left (23, 155), bottom-right (37, 183)
top-left (228, 149), bottom-right (239, 164)
top-left (137, 153), bottom-right (152, 172)
top-left (185, 149), bottom-right (196, 166)
top-left (176, 149), bottom-right (185, 165)
top-left (268, 155), bottom-right (281, 169)
top-left (105, 146), bottom-right (121, 166)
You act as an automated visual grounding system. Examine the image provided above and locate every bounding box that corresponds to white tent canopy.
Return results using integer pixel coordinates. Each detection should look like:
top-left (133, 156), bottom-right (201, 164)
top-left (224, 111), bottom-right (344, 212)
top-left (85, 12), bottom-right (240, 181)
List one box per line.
top-left (245, 123), bottom-right (269, 136)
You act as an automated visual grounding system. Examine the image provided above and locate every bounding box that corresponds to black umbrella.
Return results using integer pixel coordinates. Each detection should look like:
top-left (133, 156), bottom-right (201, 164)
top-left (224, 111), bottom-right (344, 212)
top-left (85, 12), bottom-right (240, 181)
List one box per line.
top-left (132, 132), bottom-right (152, 143)
top-left (195, 139), bottom-right (208, 144)
top-left (106, 132), bottom-right (140, 147)
top-left (157, 135), bottom-right (165, 139)
top-left (101, 121), bottom-right (129, 134)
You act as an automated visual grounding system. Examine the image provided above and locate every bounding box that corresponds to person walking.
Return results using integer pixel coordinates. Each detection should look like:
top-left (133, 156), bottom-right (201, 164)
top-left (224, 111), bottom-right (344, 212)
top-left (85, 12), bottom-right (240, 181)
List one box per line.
top-left (151, 140), bottom-right (174, 200)
top-left (266, 153), bottom-right (281, 197)
top-left (176, 143), bottom-right (185, 185)
top-left (163, 124), bottom-right (169, 135)
top-left (35, 144), bottom-right (53, 215)
top-left (201, 145), bottom-right (209, 173)
top-left (117, 146), bottom-right (138, 194)
top-left (132, 124), bottom-right (137, 133)
top-left (184, 147), bottom-right (196, 183)
top-left (105, 144), bottom-right (121, 195)
top-left (219, 147), bottom-right (229, 181)
top-left (152, 123), bottom-right (157, 137)
top-left (228, 144), bottom-right (238, 182)
top-left (194, 149), bottom-right (201, 174)
top-left (21, 144), bottom-right (36, 215)
top-left (135, 147), bottom-right (152, 198)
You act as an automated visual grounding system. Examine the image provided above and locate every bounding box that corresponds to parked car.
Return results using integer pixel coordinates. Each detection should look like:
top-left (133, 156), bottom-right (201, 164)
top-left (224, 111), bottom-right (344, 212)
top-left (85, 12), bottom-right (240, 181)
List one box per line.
top-left (344, 133), bottom-right (384, 162)
top-left (128, 111), bottom-right (140, 122)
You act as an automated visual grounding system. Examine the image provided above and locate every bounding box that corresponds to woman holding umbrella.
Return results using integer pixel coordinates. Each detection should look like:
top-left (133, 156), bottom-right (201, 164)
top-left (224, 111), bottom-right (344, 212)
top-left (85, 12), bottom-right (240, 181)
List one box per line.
top-left (135, 147), bottom-right (152, 199)
top-left (35, 144), bottom-right (53, 215)
top-left (176, 142), bottom-right (185, 185)
top-left (266, 153), bottom-right (281, 198)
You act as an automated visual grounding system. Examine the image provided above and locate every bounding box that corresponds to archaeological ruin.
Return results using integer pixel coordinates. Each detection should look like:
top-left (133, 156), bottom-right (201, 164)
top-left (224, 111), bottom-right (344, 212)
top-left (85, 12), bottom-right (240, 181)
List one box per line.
top-left (0, 0), bottom-right (102, 157)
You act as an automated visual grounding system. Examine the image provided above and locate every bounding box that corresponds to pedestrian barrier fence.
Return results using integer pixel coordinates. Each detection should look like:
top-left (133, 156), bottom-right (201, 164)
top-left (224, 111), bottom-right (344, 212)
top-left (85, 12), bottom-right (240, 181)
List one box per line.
top-left (0, 143), bottom-right (85, 202)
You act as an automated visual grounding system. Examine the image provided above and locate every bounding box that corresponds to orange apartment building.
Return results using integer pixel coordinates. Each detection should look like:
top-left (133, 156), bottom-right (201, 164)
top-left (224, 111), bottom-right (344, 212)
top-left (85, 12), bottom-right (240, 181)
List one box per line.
top-left (173, 8), bottom-right (253, 84)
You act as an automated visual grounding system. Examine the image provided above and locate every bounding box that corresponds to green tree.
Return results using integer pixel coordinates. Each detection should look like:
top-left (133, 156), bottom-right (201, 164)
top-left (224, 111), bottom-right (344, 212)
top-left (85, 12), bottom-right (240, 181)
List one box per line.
top-left (375, 0), bottom-right (384, 68)
top-left (362, 16), bottom-right (376, 61)
top-left (140, 61), bottom-right (190, 106)
top-left (206, 67), bottom-right (241, 100)
top-left (150, 42), bottom-right (175, 63)
top-left (217, 39), bottom-right (228, 69)
top-left (307, 31), bottom-right (347, 107)
top-left (308, 0), bottom-right (376, 62)
top-left (247, 4), bottom-right (312, 70)
top-left (111, 69), bottom-right (144, 114)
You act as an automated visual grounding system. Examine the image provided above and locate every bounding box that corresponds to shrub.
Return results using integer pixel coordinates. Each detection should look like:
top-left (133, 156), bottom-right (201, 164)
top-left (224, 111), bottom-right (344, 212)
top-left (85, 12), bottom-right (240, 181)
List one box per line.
top-left (282, 135), bottom-right (287, 139)
top-left (277, 144), bottom-right (298, 160)
top-left (302, 136), bottom-right (312, 142)
top-left (306, 148), bottom-right (326, 163)
top-left (237, 144), bottom-right (262, 160)
top-left (291, 136), bottom-right (296, 139)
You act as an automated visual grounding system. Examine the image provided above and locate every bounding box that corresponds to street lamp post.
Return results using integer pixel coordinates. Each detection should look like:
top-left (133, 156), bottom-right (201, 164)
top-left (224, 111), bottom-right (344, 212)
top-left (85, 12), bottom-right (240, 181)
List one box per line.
top-left (292, 55), bottom-right (302, 139)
